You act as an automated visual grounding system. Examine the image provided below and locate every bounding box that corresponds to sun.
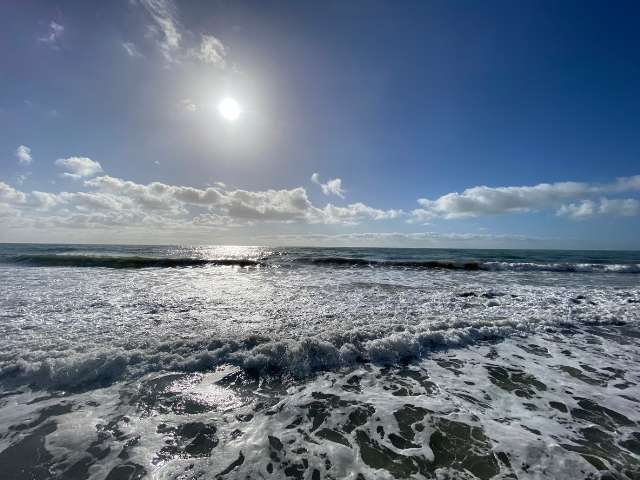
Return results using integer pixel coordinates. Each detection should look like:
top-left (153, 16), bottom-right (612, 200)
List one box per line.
top-left (217, 98), bottom-right (241, 121)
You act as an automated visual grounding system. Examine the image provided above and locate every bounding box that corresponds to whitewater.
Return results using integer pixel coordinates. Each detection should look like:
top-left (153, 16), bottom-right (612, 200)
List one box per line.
top-left (0, 244), bottom-right (638, 479)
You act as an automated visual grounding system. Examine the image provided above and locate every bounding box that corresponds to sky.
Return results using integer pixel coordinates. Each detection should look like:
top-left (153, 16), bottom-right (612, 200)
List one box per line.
top-left (1, 0), bottom-right (639, 249)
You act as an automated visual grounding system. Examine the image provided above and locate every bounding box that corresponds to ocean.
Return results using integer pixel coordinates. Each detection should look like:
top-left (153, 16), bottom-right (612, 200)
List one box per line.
top-left (0, 244), bottom-right (638, 479)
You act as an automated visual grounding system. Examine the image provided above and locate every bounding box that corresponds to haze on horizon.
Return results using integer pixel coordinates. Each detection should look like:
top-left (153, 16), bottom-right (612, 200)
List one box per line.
top-left (1, 0), bottom-right (639, 250)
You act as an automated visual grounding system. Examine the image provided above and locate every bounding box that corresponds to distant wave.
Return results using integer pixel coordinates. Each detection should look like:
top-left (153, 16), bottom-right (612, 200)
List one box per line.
top-left (1, 254), bottom-right (263, 269)
top-left (298, 257), bottom-right (483, 270)
top-left (482, 261), bottom-right (640, 273)
top-left (2, 253), bottom-right (639, 273)
top-left (294, 256), bottom-right (640, 273)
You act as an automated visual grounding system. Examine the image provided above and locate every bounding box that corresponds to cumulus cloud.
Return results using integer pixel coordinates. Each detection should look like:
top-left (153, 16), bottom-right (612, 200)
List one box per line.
top-left (122, 42), bottom-right (143, 57)
top-left (0, 182), bottom-right (27, 204)
top-left (311, 173), bottom-right (346, 198)
top-left (39, 21), bottom-right (64, 48)
top-left (55, 157), bottom-right (103, 179)
top-left (0, 173), bottom-right (401, 232)
top-left (15, 145), bottom-right (33, 165)
top-left (2, 172), bottom-right (638, 240)
top-left (413, 175), bottom-right (640, 220)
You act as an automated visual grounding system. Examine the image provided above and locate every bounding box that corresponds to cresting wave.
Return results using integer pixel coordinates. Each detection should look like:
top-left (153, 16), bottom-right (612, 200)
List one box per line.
top-left (0, 254), bottom-right (263, 269)
top-left (295, 256), bottom-right (640, 273)
top-left (0, 315), bottom-right (631, 391)
top-left (1, 251), bottom-right (639, 272)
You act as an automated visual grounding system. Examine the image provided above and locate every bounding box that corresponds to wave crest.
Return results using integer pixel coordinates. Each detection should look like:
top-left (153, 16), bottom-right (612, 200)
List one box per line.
top-left (295, 256), bottom-right (640, 273)
top-left (1, 254), bottom-right (263, 269)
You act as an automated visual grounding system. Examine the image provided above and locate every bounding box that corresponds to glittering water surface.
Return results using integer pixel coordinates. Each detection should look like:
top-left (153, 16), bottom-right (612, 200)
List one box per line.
top-left (0, 244), bottom-right (638, 479)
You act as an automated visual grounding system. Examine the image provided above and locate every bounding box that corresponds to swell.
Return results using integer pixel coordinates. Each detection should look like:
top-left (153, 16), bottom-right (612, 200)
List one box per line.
top-left (295, 257), bottom-right (640, 273)
top-left (1, 254), bottom-right (263, 269)
top-left (3, 253), bottom-right (639, 273)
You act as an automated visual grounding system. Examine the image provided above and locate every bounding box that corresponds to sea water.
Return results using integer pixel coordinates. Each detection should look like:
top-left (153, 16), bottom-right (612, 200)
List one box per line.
top-left (0, 244), bottom-right (638, 479)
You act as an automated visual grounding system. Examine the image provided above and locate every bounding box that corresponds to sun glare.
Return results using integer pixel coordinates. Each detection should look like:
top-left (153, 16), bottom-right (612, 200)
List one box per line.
top-left (218, 97), bottom-right (241, 121)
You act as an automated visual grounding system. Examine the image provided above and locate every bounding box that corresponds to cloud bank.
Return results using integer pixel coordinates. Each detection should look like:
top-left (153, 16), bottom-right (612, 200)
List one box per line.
top-left (1, 158), bottom-right (638, 245)
top-left (412, 176), bottom-right (640, 220)
top-left (0, 165), bottom-right (400, 233)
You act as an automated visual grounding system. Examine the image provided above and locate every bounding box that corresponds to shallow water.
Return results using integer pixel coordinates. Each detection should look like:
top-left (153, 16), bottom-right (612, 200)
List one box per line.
top-left (0, 244), bottom-right (638, 479)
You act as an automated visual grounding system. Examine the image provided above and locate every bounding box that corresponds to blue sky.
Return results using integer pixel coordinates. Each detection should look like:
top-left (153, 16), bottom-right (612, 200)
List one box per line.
top-left (1, 0), bottom-right (639, 248)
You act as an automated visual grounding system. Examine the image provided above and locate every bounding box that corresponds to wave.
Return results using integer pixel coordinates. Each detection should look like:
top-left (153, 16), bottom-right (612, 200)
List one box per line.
top-left (1, 254), bottom-right (263, 269)
top-left (483, 261), bottom-right (640, 273)
top-left (1, 315), bottom-right (632, 391)
top-left (297, 257), bottom-right (483, 270)
top-left (295, 256), bottom-right (640, 273)
top-left (2, 253), bottom-right (638, 273)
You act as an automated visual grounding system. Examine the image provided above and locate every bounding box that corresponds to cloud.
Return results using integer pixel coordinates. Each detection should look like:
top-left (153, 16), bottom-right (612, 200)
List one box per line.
top-left (599, 198), bottom-right (640, 216)
top-left (557, 198), bottom-right (640, 219)
top-left (320, 203), bottom-right (402, 225)
top-left (55, 157), bottom-right (103, 179)
top-left (139, 0), bottom-right (181, 62)
top-left (15, 173), bottom-right (31, 186)
top-left (122, 42), bottom-right (143, 57)
top-left (413, 175), bottom-right (640, 220)
top-left (311, 173), bottom-right (346, 198)
top-left (0, 182), bottom-right (27, 204)
top-left (39, 21), bottom-right (64, 48)
top-left (0, 173), bottom-right (401, 232)
top-left (138, 0), bottom-right (227, 66)
top-left (15, 145), bottom-right (33, 165)
top-left (192, 34), bottom-right (227, 67)
top-left (3, 172), bottom-right (638, 240)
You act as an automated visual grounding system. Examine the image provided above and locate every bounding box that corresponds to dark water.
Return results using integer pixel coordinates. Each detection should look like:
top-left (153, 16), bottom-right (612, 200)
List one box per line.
top-left (0, 244), bottom-right (638, 479)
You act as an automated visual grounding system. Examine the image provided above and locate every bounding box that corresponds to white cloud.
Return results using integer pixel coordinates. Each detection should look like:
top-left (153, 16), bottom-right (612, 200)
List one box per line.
top-left (320, 203), bottom-right (402, 225)
top-left (558, 198), bottom-right (640, 219)
top-left (0, 182), bottom-right (27, 204)
top-left (39, 21), bottom-right (64, 48)
top-left (0, 173), bottom-right (401, 232)
top-left (29, 191), bottom-right (66, 209)
top-left (599, 198), bottom-right (640, 216)
top-left (2, 172), bottom-right (638, 242)
top-left (413, 175), bottom-right (640, 220)
top-left (55, 157), bottom-right (103, 179)
top-left (193, 34), bottom-right (227, 67)
top-left (311, 173), bottom-right (346, 198)
top-left (122, 42), bottom-right (143, 57)
top-left (140, 0), bottom-right (181, 62)
top-left (138, 0), bottom-right (227, 67)
top-left (15, 145), bottom-right (33, 165)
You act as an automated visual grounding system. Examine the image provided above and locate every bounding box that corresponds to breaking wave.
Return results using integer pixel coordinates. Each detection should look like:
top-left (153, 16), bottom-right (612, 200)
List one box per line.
top-left (295, 256), bottom-right (640, 273)
top-left (0, 254), bottom-right (263, 269)
top-left (0, 315), bottom-right (630, 391)
top-left (2, 252), bottom-right (638, 273)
